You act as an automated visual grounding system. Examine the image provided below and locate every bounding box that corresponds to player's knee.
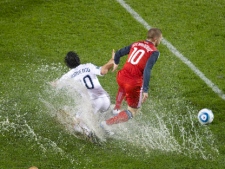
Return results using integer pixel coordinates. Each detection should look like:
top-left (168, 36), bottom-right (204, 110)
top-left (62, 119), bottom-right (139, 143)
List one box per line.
top-left (97, 97), bottom-right (111, 113)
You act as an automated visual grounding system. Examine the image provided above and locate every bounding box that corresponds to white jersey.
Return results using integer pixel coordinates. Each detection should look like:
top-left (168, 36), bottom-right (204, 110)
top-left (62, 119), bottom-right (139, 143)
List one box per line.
top-left (58, 63), bottom-right (109, 100)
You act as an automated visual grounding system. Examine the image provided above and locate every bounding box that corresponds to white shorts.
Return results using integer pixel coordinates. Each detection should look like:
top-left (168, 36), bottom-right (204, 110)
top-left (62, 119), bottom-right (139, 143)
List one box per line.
top-left (92, 96), bottom-right (110, 114)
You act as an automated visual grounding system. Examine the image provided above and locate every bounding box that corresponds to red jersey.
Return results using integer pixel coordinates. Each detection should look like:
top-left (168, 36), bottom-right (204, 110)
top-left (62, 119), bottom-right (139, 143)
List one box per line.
top-left (114, 40), bottom-right (159, 108)
top-left (119, 40), bottom-right (157, 80)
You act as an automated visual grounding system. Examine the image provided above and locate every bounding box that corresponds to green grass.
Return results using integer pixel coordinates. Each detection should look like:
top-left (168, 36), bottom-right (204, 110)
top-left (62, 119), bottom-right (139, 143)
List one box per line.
top-left (0, 0), bottom-right (225, 168)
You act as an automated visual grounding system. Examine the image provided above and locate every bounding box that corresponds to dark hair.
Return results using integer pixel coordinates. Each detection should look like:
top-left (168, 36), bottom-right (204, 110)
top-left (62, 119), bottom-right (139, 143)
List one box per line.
top-left (147, 28), bottom-right (162, 39)
top-left (64, 51), bottom-right (80, 68)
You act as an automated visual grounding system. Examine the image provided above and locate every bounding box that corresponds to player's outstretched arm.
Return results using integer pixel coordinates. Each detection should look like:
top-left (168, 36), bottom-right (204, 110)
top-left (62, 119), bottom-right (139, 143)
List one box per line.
top-left (100, 49), bottom-right (115, 75)
top-left (112, 63), bottom-right (118, 72)
top-left (112, 45), bottom-right (131, 72)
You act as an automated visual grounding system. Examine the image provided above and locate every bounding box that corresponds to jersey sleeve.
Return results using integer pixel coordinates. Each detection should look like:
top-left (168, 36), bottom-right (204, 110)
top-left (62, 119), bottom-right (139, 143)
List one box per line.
top-left (89, 63), bottom-right (102, 76)
top-left (114, 45), bottom-right (132, 64)
top-left (54, 70), bottom-right (72, 89)
top-left (58, 71), bottom-right (71, 82)
top-left (143, 51), bottom-right (160, 93)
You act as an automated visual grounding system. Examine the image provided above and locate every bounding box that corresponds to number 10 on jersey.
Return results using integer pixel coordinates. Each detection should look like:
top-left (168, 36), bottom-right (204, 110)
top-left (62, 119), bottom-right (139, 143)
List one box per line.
top-left (127, 47), bottom-right (145, 65)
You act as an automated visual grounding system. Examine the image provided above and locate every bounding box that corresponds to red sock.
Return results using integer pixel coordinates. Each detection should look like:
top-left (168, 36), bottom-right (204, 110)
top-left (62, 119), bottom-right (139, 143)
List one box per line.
top-left (106, 111), bottom-right (129, 125)
top-left (114, 87), bottom-right (125, 110)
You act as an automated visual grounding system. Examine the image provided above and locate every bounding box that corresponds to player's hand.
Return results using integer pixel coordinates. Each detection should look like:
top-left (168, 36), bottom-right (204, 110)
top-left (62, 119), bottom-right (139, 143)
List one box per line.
top-left (111, 49), bottom-right (118, 72)
top-left (142, 92), bottom-right (148, 103)
top-left (112, 63), bottom-right (118, 72)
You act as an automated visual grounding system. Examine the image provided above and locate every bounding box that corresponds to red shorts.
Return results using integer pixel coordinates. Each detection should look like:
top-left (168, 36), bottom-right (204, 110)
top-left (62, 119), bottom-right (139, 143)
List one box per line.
top-left (117, 72), bottom-right (142, 108)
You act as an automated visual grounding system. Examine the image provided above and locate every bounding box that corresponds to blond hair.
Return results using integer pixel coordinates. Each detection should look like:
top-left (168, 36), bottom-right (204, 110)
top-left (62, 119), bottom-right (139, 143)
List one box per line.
top-left (147, 28), bottom-right (162, 39)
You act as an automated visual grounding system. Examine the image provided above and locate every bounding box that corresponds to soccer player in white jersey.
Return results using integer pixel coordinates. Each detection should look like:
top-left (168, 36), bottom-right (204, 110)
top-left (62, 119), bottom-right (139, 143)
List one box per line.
top-left (51, 51), bottom-right (114, 137)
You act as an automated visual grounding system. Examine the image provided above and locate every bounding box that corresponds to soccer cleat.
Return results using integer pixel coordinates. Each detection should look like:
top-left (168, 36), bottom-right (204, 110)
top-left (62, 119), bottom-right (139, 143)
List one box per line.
top-left (87, 132), bottom-right (99, 143)
top-left (112, 109), bottom-right (121, 115)
top-left (100, 121), bottom-right (114, 136)
top-left (74, 121), bottom-right (91, 135)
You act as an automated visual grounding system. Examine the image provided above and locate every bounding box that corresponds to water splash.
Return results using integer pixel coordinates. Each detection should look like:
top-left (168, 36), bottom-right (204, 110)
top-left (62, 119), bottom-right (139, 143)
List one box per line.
top-left (40, 78), bottom-right (219, 160)
top-left (0, 114), bottom-right (78, 166)
top-left (107, 98), bottom-right (219, 159)
top-left (40, 79), bottom-right (107, 141)
top-left (1, 63), bottom-right (219, 164)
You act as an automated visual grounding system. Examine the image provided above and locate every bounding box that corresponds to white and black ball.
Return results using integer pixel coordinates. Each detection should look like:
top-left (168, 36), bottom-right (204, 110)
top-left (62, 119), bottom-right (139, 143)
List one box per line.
top-left (198, 108), bottom-right (214, 125)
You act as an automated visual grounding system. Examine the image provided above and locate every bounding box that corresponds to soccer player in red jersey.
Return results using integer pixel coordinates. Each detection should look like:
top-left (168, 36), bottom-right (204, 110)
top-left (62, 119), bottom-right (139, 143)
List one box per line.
top-left (101, 28), bottom-right (163, 132)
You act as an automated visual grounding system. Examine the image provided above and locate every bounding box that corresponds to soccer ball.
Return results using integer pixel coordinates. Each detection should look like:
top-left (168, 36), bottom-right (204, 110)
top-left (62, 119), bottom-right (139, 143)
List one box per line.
top-left (198, 108), bottom-right (214, 125)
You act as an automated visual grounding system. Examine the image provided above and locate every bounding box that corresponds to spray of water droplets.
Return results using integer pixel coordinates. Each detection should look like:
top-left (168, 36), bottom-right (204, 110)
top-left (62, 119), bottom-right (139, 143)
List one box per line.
top-left (41, 77), bottom-right (219, 160)
top-left (107, 98), bottom-right (219, 159)
top-left (0, 102), bottom-right (79, 166)
top-left (40, 79), bottom-right (107, 142)
top-left (0, 63), bottom-right (219, 164)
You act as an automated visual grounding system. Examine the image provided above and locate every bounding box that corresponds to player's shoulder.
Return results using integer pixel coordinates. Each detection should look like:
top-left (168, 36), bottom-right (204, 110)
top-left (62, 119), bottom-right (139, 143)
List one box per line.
top-left (132, 40), bottom-right (158, 51)
top-left (81, 63), bottom-right (101, 71)
top-left (60, 68), bottom-right (74, 79)
top-left (145, 40), bottom-right (158, 51)
top-left (80, 63), bottom-right (94, 69)
top-left (75, 63), bottom-right (92, 69)
top-left (81, 63), bottom-right (94, 67)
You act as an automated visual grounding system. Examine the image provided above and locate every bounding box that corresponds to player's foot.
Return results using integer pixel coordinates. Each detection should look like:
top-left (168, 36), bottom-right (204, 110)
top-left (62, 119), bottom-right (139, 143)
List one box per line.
top-left (74, 122), bottom-right (90, 135)
top-left (112, 109), bottom-right (121, 115)
top-left (100, 121), bottom-right (114, 136)
top-left (87, 132), bottom-right (99, 143)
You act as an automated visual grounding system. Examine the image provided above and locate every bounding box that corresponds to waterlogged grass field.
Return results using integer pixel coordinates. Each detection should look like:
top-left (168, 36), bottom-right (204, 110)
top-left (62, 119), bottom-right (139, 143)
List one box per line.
top-left (1, 0), bottom-right (225, 168)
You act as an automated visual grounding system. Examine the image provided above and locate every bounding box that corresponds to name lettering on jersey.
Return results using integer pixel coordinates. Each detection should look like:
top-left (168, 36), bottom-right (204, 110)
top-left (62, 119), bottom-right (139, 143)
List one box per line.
top-left (71, 68), bottom-right (90, 78)
top-left (133, 42), bottom-right (153, 52)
